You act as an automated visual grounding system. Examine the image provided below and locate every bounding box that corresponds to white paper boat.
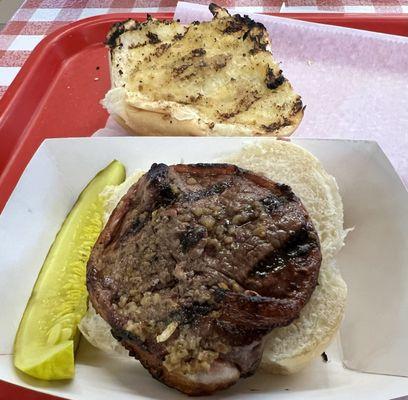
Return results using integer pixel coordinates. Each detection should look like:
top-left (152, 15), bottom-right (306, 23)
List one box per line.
top-left (0, 137), bottom-right (407, 399)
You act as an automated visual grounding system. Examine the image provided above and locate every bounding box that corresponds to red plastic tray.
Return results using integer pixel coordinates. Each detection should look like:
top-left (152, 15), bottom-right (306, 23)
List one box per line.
top-left (0, 13), bottom-right (408, 214)
top-left (0, 12), bottom-right (407, 399)
top-left (0, 13), bottom-right (408, 213)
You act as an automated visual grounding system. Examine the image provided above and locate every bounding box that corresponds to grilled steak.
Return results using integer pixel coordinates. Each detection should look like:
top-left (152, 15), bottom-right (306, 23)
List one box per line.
top-left (87, 163), bottom-right (321, 395)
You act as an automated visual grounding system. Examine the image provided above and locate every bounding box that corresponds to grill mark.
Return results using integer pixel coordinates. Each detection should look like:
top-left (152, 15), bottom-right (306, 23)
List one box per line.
top-left (209, 2), bottom-right (225, 17)
top-left (214, 8), bottom-right (269, 53)
top-left (173, 33), bottom-right (184, 41)
top-left (218, 90), bottom-right (262, 120)
top-left (223, 19), bottom-right (245, 34)
top-left (146, 163), bottom-right (178, 206)
top-left (111, 327), bottom-right (150, 353)
top-left (237, 90), bottom-right (262, 112)
top-left (261, 118), bottom-right (292, 133)
top-left (252, 252), bottom-right (286, 276)
top-left (251, 222), bottom-right (318, 277)
top-left (276, 183), bottom-right (296, 198)
top-left (261, 185), bottom-right (296, 213)
top-left (105, 165), bottom-right (178, 249)
top-left (218, 111), bottom-right (237, 120)
top-left (190, 163), bottom-right (237, 170)
top-left (191, 48), bottom-right (206, 57)
top-left (106, 19), bottom-right (138, 48)
top-left (214, 60), bottom-right (226, 71)
top-left (182, 180), bottom-right (233, 202)
top-left (261, 194), bottom-right (287, 213)
top-left (180, 226), bottom-right (207, 253)
top-left (240, 19), bottom-right (268, 52)
top-left (290, 97), bottom-right (303, 116)
top-left (128, 42), bottom-right (147, 50)
top-left (152, 42), bottom-right (171, 57)
top-left (172, 63), bottom-right (192, 77)
top-left (117, 212), bottom-right (152, 244)
top-left (180, 72), bottom-right (196, 81)
top-left (146, 31), bottom-right (160, 44)
top-left (265, 66), bottom-right (286, 90)
top-left (171, 302), bottom-right (214, 325)
top-left (177, 53), bottom-right (231, 74)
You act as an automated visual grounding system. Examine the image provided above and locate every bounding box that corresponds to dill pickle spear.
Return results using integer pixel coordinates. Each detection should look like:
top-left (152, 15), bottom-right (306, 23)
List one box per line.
top-left (14, 160), bottom-right (126, 380)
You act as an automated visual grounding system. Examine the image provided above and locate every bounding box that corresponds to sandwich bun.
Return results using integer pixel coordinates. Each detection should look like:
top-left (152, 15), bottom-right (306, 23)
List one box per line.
top-left (79, 140), bottom-right (348, 375)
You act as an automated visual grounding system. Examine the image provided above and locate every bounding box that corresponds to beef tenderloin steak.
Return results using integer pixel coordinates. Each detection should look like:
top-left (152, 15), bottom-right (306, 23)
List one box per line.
top-left (87, 163), bottom-right (321, 395)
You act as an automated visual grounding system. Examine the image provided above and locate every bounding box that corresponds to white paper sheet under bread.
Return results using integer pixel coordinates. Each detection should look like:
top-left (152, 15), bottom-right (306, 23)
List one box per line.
top-left (79, 140), bottom-right (347, 374)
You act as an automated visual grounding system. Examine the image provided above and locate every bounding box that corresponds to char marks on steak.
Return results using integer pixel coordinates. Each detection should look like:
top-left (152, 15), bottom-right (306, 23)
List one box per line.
top-left (87, 163), bottom-right (321, 395)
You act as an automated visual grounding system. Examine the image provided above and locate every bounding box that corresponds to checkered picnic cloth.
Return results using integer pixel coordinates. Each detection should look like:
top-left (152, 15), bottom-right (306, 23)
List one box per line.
top-left (0, 0), bottom-right (407, 99)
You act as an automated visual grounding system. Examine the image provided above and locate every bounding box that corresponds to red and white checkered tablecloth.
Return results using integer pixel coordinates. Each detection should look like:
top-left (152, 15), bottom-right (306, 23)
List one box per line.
top-left (0, 0), bottom-right (407, 99)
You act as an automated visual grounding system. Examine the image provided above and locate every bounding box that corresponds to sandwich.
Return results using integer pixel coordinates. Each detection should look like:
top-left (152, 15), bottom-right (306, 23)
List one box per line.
top-left (79, 140), bottom-right (347, 395)
top-left (103, 4), bottom-right (304, 137)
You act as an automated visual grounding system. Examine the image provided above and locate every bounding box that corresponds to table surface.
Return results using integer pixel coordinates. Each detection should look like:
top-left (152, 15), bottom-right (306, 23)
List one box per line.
top-left (0, 0), bottom-right (408, 99)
